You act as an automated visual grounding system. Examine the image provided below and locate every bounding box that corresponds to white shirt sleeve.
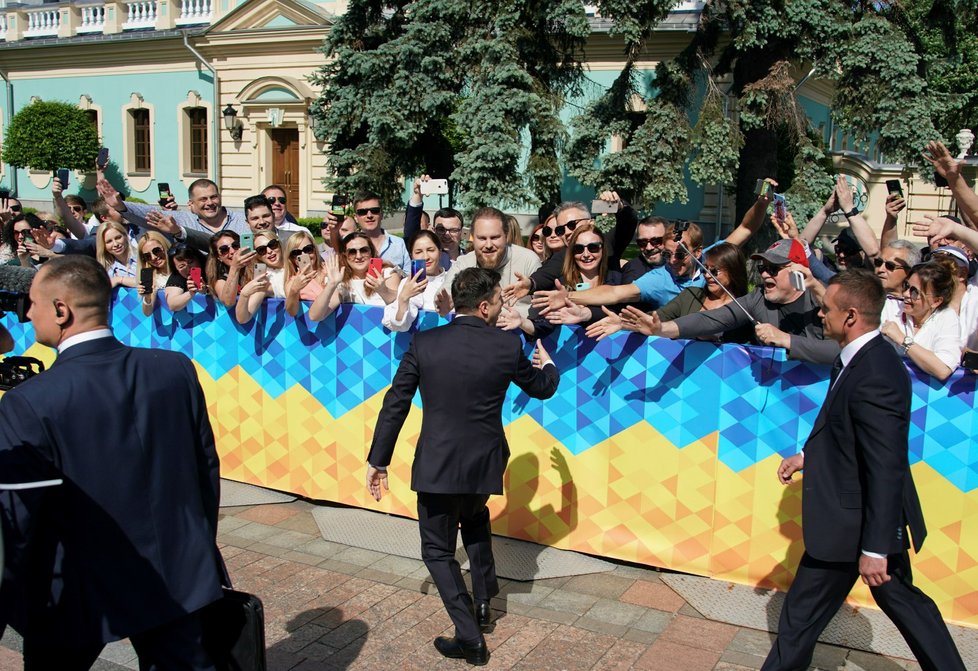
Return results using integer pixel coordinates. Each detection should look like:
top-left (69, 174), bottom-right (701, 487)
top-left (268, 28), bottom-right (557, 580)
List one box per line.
top-left (381, 277), bottom-right (420, 332)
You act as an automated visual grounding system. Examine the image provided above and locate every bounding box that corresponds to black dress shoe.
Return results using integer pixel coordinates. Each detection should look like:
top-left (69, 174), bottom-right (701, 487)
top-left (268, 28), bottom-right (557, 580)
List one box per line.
top-left (433, 636), bottom-right (490, 666)
top-left (475, 601), bottom-right (492, 631)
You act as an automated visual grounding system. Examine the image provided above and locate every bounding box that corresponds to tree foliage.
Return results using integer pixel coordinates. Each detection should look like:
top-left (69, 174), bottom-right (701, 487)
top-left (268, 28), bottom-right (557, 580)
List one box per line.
top-left (2, 101), bottom-right (100, 172)
top-left (309, 0), bottom-right (590, 211)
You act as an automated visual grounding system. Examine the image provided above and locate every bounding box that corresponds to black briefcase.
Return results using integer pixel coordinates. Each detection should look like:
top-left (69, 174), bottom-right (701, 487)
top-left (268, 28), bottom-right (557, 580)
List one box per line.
top-left (201, 587), bottom-right (266, 671)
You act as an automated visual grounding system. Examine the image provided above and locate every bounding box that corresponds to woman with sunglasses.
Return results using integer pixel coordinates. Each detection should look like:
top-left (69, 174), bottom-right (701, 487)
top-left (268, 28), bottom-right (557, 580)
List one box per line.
top-left (135, 232), bottom-right (171, 316)
top-left (206, 231), bottom-right (257, 308)
top-left (525, 222), bottom-right (548, 263)
top-left (382, 230), bottom-right (449, 331)
top-left (235, 232), bottom-right (287, 324)
top-left (284, 230), bottom-right (327, 316)
top-left (881, 261), bottom-right (960, 381)
top-left (540, 214), bottom-right (565, 257)
top-left (501, 224), bottom-right (622, 336)
top-left (307, 231), bottom-right (400, 322)
top-left (4, 214), bottom-right (44, 269)
top-left (95, 220), bottom-right (138, 288)
top-left (164, 245), bottom-right (207, 312)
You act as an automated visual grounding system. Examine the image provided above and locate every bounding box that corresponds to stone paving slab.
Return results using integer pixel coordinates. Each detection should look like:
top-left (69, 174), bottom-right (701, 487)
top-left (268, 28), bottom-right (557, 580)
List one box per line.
top-left (0, 500), bottom-right (942, 670)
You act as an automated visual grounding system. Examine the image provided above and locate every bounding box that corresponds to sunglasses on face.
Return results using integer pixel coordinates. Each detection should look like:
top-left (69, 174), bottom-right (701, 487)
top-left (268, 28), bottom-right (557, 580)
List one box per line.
top-left (664, 249), bottom-right (689, 262)
top-left (542, 221), bottom-right (580, 238)
top-left (356, 207), bottom-right (382, 216)
top-left (140, 247), bottom-right (166, 262)
top-left (69, 205), bottom-right (85, 213)
top-left (834, 246), bottom-right (860, 258)
top-left (267, 196), bottom-right (287, 204)
top-left (705, 266), bottom-right (722, 275)
top-left (902, 281), bottom-right (924, 301)
top-left (572, 242), bottom-right (603, 255)
top-left (760, 262), bottom-right (787, 276)
top-left (289, 244), bottom-right (317, 259)
top-left (255, 239), bottom-right (281, 256)
top-left (636, 237), bottom-right (664, 248)
top-left (873, 257), bottom-right (909, 273)
top-left (346, 246), bottom-right (371, 258)
top-left (217, 241), bottom-right (241, 255)
top-left (9, 204), bottom-right (22, 213)
top-left (530, 233), bottom-right (543, 242)
top-left (13, 228), bottom-right (30, 237)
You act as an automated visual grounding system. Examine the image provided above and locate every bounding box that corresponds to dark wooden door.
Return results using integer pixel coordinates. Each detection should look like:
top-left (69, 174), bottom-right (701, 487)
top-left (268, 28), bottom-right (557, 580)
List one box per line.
top-left (270, 128), bottom-right (300, 212)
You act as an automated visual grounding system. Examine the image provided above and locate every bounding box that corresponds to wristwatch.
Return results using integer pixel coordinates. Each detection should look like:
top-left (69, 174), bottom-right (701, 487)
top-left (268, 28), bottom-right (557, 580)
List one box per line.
top-left (902, 335), bottom-right (914, 353)
top-left (844, 207), bottom-right (860, 218)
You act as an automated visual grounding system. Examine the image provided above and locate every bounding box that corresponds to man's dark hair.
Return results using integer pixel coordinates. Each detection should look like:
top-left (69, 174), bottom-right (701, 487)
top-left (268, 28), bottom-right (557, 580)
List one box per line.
top-left (244, 194), bottom-right (273, 214)
top-left (41, 255), bottom-right (112, 322)
top-left (261, 184), bottom-right (287, 198)
top-left (451, 267), bottom-right (501, 313)
top-left (638, 215), bottom-right (669, 229)
top-left (471, 207), bottom-right (508, 235)
top-left (353, 191), bottom-right (382, 208)
top-left (827, 268), bottom-right (885, 326)
top-left (433, 208), bottom-right (464, 226)
top-left (188, 178), bottom-right (219, 198)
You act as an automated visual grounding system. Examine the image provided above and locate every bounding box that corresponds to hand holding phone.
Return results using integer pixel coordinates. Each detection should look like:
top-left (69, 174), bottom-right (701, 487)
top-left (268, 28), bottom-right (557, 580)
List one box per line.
top-left (57, 168), bottom-right (70, 189)
top-left (885, 179), bottom-right (904, 198)
top-left (368, 258), bottom-right (384, 277)
top-left (96, 147), bottom-right (110, 171)
top-left (591, 199), bottom-right (619, 215)
top-left (411, 259), bottom-right (427, 282)
top-left (240, 232), bottom-right (254, 251)
top-left (419, 179), bottom-right (449, 196)
top-left (189, 267), bottom-right (202, 290)
top-left (140, 268), bottom-right (155, 294)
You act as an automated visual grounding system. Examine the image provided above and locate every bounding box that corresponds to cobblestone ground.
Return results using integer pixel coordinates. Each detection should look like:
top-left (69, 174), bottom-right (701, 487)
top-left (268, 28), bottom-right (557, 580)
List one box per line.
top-left (0, 500), bottom-right (923, 671)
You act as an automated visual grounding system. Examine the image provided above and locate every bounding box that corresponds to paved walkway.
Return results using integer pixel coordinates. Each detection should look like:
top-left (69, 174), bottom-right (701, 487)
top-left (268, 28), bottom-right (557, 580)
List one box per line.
top-left (0, 500), bottom-right (923, 670)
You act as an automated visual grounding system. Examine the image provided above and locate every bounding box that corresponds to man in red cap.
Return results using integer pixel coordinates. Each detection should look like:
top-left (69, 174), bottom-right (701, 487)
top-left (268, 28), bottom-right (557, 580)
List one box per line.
top-left (619, 238), bottom-right (840, 364)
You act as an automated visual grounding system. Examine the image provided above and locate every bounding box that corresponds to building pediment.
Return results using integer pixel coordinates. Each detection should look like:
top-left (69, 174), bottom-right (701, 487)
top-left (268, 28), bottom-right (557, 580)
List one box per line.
top-left (204, 0), bottom-right (334, 34)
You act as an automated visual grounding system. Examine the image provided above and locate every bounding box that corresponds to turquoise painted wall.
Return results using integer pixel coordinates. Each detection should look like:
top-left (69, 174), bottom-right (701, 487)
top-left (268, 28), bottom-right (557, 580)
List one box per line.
top-left (2, 69), bottom-right (214, 203)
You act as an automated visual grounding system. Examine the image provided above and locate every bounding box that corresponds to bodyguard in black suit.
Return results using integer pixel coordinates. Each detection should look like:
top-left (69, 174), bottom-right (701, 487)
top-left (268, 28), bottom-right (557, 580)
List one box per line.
top-left (0, 256), bottom-right (224, 670)
top-left (762, 270), bottom-right (964, 671)
top-left (367, 267), bottom-right (559, 666)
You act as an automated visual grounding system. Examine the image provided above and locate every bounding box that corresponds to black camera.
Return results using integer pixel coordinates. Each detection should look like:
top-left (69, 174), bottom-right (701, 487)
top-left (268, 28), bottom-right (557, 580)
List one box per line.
top-left (673, 219), bottom-right (691, 242)
top-left (0, 356), bottom-right (44, 391)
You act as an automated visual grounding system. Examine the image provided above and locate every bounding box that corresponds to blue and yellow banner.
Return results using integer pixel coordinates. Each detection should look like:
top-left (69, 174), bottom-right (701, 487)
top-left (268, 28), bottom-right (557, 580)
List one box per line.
top-left (4, 290), bottom-right (977, 627)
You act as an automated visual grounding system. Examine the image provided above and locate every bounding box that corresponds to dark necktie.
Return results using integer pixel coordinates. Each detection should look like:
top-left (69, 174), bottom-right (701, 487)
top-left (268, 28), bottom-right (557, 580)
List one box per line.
top-left (829, 356), bottom-right (843, 387)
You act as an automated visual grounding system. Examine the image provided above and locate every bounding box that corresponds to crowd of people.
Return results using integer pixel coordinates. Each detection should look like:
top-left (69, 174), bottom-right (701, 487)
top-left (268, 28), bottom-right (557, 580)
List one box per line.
top-left (1, 140), bottom-right (977, 382)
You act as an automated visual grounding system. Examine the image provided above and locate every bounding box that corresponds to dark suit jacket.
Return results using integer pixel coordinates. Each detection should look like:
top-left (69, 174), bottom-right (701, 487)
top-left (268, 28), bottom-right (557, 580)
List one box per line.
top-left (368, 315), bottom-right (559, 495)
top-left (801, 333), bottom-right (926, 562)
top-left (0, 337), bottom-right (223, 646)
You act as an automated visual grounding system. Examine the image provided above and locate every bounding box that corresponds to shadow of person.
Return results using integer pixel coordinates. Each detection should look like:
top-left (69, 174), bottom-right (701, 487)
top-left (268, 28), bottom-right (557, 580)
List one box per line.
top-left (487, 446), bottom-right (578, 627)
top-left (757, 474), bottom-right (904, 669)
top-left (266, 610), bottom-right (368, 670)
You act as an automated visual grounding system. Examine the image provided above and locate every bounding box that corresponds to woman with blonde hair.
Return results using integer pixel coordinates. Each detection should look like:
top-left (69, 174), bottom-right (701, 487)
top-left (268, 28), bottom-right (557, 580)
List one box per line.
top-left (283, 229), bottom-right (327, 316)
top-left (135, 231), bottom-right (171, 316)
top-left (96, 220), bottom-right (137, 288)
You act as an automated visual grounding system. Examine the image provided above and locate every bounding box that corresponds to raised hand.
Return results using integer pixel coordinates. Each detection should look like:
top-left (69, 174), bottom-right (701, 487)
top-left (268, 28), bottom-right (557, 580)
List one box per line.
top-left (399, 267), bottom-right (428, 301)
top-left (434, 287), bottom-right (453, 316)
top-left (584, 306), bottom-right (623, 341)
top-left (911, 215), bottom-right (956, 242)
top-left (834, 175), bottom-right (855, 212)
top-left (502, 271), bottom-right (531, 303)
top-left (884, 193), bottom-right (906, 220)
top-left (145, 210), bottom-right (180, 236)
top-left (96, 178), bottom-right (124, 211)
top-left (923, 140), bottom-right (961, 180)
top-left (530, 279), bottom-right (570, 316)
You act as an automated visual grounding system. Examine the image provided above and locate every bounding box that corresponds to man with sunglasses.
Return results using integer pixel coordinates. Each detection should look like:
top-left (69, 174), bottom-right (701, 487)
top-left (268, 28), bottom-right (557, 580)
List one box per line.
top-left (329, 191), bottom-right (411, 274)
top-left (622, 239), bottom-right (840, 364)
top-left (261, 184), bottom-right (304, 232)
top-left (875, 240), bottom-right (920, 326)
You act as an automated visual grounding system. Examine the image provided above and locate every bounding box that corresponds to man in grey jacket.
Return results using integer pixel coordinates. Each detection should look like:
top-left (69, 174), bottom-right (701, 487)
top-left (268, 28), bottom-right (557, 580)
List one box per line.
top-left (620, 239), bottom-right (839, 364)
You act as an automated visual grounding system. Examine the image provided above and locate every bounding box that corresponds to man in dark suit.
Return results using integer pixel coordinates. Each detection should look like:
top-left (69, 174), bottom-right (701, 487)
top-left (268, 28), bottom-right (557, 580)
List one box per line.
top-left (367, 267), bottom-right (560, 666)
top-left (762, 269), bottom-right (964, 671)
top-left (0, 255), bottom-right (224, 669)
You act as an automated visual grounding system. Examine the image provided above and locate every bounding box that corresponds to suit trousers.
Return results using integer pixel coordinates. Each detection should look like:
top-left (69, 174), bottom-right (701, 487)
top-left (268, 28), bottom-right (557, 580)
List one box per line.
top-left (22, 608), bottom-right (216, 671)
top-left (762, 551), bottom-right (965, 671)
top-left (417, 491), bottom-right (499, 645)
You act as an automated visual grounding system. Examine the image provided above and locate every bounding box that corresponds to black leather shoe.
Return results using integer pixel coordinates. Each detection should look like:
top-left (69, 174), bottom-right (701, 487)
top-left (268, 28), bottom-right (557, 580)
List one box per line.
top-left (475, 601), bottom-right (492, 632)
top-left (433, 636), bottom-right (490, 666)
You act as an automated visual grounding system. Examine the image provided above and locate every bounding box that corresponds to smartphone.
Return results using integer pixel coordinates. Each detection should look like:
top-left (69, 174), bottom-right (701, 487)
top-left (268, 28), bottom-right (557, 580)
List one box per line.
top-left (23, 233), bottom-right (34, 246)
top-left (140, 268), bottom-right (155, 294)
top-left (575, 282), bottom-right (591, 291)
top-left (368, 258), bottom-right (383, 277)
top-left (330, 194), bottom-right (349, 217)
top-left (419, 178), bottom-right (449, 196)
top-left (297, 254), bottom-right (312, 270)
top-left (885, 179), bottom-right (903, 197)
top-left (158, 182), bottom-right (172, 200)
top-left (754, 179), bottom-right (774, 198)
top-left (773, 193), bottom-right (787, 220)
top-left (789, 270), bottom-right (806, 291)
top-left (591, 199), bottom-right (619, 215)
top-left (96, 147), bottom-right (110, 170)
top-left (962, 351), bottom-right (978, 370)
top-left (240, 232), bottom-right (254, 251)
top-left (57, 168), bottom-right (70, 188)
top-left (189, 267), bottom-right (202, 288)
top-left (255, 262), bottom-right (267, 276)
top-left (411, 258), bottom-right (427, 282)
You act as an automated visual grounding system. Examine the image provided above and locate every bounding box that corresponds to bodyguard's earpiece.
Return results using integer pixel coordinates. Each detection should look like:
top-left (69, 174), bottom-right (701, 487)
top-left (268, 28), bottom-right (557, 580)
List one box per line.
top-left (52, 300), bottom-right (64, 319)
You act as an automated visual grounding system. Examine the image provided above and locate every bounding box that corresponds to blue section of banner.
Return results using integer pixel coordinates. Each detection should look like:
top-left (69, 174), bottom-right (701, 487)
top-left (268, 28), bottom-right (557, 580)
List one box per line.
top-left (4, 289), bottom-right (976, 491)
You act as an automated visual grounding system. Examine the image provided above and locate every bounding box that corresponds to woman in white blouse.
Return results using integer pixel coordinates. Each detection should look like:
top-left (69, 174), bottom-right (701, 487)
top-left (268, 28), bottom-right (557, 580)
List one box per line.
top-left (307, 231), bottom-right (400, 322)
top-left (383, 230), bottom-right (448, 332)
top-left (882, 261), bottom-right (961, 381)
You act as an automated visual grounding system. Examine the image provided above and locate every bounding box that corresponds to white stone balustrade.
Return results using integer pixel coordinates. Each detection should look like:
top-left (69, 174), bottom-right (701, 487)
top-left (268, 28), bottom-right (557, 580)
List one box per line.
top-left (123, 0), bottom-right (157, 30)
top-left (23, 7), bottom-right (60, 38)
top-left (76, 4), bottom-right (106, 33)
top-left (175, 0), bottom-right (212, 25)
